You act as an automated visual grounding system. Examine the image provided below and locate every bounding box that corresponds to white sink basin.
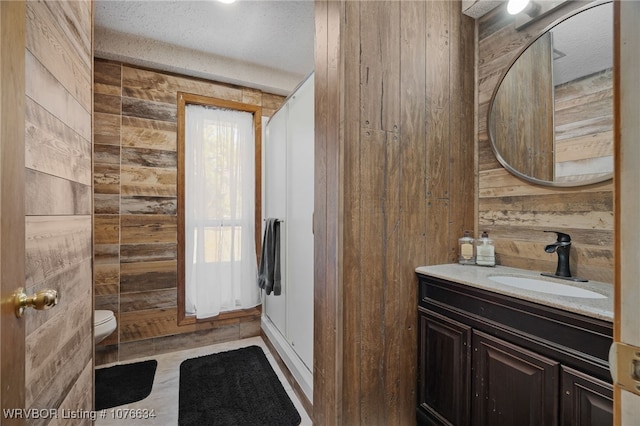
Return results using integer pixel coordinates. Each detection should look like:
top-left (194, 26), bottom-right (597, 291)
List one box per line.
top-left (488, 275), bottom-right (607, 299)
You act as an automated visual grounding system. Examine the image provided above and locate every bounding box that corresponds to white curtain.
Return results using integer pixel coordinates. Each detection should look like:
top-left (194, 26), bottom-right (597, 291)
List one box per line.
top-left (185, 104), bottom-right (260, 318)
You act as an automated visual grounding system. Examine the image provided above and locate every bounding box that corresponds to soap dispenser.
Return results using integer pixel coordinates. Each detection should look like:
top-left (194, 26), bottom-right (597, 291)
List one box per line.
top-left (458, 231), bottom-right (475, 265)
top-left (476, 231), bottom-right (495, 267)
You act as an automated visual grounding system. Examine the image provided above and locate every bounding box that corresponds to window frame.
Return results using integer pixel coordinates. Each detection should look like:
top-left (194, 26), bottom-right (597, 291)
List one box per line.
top-left (177, 92), bottom-right (262, 325)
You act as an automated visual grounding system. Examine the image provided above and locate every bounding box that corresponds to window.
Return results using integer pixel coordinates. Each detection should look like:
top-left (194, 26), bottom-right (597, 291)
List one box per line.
top-left (177, 93), bottom-right (262, 323)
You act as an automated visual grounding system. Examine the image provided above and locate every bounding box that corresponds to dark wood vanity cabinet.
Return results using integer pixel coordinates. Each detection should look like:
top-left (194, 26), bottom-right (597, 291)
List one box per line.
top-left (561, 366), bottom-right (614, 425)
top-left (418, 311), bottom-right (471, 425)
top-left (417, 273), bottom-right (613, 426)
top-left (471, 331), bottom-right (559, 425)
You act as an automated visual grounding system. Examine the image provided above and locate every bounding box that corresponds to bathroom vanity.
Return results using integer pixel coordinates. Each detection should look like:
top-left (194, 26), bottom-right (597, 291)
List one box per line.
top-left (416, 264), bottom-right (613, 426)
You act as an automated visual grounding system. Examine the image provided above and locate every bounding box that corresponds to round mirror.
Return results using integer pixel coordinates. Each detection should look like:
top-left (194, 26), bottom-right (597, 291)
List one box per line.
top-left (488, 1), bottom-right (613, 187)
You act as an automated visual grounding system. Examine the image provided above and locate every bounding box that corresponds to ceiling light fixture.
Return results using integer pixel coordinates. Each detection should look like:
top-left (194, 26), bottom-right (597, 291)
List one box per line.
top-left (507, 0), bottom-right (530, 15)
top-left (217, 0), bottom-right (236, 4)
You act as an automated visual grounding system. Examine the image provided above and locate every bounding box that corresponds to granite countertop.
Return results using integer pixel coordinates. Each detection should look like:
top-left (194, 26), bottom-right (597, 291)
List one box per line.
top-left (415, 264), bottom-right (614, 322)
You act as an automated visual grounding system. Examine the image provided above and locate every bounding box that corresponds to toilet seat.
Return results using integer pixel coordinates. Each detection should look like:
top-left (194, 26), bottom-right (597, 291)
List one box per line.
top-left (95, 310), bottom-right (115, 326)
top-left (94, 310), bottom-right (117, 344)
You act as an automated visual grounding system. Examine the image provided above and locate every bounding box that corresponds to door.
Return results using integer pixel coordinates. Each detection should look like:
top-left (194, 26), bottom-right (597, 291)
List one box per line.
top-left (264, 105), bottom-right (287, 333)
top-left (561, 366), bottom-right (613, 425)
top-left (2, 0), bottom-right (94, 421)
top-left (0, 1), bottom-right (27, 420)
top-left (283, 74), bottom-right (314, 370)
top-left (472, 331), bottom-right (559, 426)
top-left (418, 309), bottom-right (471, 426)
top-left (614, 1), bottom-right (640, 424)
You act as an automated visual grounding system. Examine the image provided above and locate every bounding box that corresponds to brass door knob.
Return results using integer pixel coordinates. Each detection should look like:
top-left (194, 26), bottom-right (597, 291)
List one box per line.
top-left (13, 287), bottom-right (58, 318)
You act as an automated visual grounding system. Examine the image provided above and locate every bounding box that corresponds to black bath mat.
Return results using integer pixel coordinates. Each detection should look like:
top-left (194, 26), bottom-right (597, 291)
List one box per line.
top-left (178, 345), bottom-right (301, 426)
top-left (95, 359), bottom-right (157, 410)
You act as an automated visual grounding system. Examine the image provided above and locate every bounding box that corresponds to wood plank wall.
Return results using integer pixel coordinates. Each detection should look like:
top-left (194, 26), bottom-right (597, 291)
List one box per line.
top-left (314, 1), bottom-right (474, 424)
top-left (477, 1), bottom-right (614, 284)
top-left (93, 59), bottom-right (285, 364)
top-left (554, 68), bottom-right (613, 182)
top-left (490, 32), bottom-right (554, 181)
top-left (24, 0), bottom-right (93, 421)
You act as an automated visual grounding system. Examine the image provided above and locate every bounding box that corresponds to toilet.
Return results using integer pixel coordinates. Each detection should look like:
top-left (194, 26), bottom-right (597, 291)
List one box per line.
top-left (94, 310), bottom-right (117, 344)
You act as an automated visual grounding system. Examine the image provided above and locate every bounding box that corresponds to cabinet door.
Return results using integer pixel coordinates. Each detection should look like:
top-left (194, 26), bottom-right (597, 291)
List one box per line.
top-left (472, 330), bottom-right (559, 426)
top-left (418, 309), bottom-right (471, 425)
top-left (561, 366), bottom-right (613, 426)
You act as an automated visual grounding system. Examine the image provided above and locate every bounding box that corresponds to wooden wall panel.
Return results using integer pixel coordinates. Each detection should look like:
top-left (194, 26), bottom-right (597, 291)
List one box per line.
top-left (477, 2), bottom-right (614, 284)
top-left (24, 0), bottom-right (93, 417)
top-left (25, 169), bottom-right (91, 216)
top-left (490, 32), bottom-right (554, 181)
top-left (398, 2), bottom-right (428, 421)
top-left (25, 97), bottom-right (91, 186)
top-left (25, 0), bottom-right (91, 111)
top-left (314, 1), bottom-right (475, 424)
top-left (554, 69), bottom-right (613, 182)
top-left (93, 59), bottom-right (285, 363)
top-left (312, 1), bottom-right (346, 423)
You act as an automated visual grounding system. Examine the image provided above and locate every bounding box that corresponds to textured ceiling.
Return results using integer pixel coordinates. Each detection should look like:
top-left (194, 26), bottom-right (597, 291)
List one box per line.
top-left (94, 0), bottom-right (315, 95)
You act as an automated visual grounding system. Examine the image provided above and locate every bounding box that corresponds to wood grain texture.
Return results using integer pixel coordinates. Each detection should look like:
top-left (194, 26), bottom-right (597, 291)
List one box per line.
top-left (358, 0), bottom-right (404, 405)
top-left (554, 69), bottom-right (613, 182)
top-left (94, 215), bottom-right (120, 244)
top-left (398, 1), bottom-right (428, 420)
top-left (314, 1), bottom-right (475, 424)
top-left (490, 32), bottom-right (554, 181)
top-left (313, 1), bottom-right (342, 423)
top-left (119, 260), bottom-right (177, 293)
top-left (25, 169), bottom-right (91, 215)
top-left (1, 0), bottom-right (27, 415)
top-left (94, 244), bottom-right (119, 265)
top-left (477, 2), bottom-right (614, 284)
top-left (26, 260), bottom-right (92, 340)
top-left (120, 196), bottom-right (177, 215)
top-left (120, 243), bottom-right (176, 264)
top-left (93, 163), bottom-right (120, 194)
top-left (122, 96), bottom-right (177, 122)
top-left (94, 111), bottom-right (121, 146)
top-left (26, 0), bottom-right (92, 111)
top-left (94, 60), bottom-right (121, 96)
top-left (94, 143), bottom-right (120, 164)
top-left (50, 362), bottom-right (93, 426)
top-left (25, 215), bottom-right (92, 287)
top-left (94, 194), bottom-right (120, 214)
top-left (25, 97), bottom-right (91, 185)
top-left (119, 307), bottom-right (248, 342)
top-left (25, 50), bottom-right (91, 141)
top-left (94, 92), bottom-right (121, 115)
top-left (25, 46), bottom-right (93, 404)
top-left (122, 116), bottom-right (177, 151)
top-left (120, 165), bottom-right (176, 196)
top-left (341, 2), bottom-right (361, 424)
top-left (120, 289), bottom-right (176, 312)
top-left (115, 320), bottom-right (253, 362)
top-left (121, 214), bottom-right (177, 243)
top-left (94, 263), bottom-right (120, 293)
top-left (122, 147), bottom-right (177, 168)
top-left (122, 65), bottom-right (244, 104)
top-left (93, 58), bottom-right (285, 366)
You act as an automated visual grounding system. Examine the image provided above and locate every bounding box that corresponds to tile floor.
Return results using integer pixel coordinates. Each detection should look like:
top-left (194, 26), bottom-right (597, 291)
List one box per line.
top-left (95, 336), bottom-right (312, 425)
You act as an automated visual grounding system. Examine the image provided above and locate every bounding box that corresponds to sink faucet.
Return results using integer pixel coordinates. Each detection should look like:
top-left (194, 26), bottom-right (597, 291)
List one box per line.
top-left (544, 231), bottom-right (572, 277)
top-left (542, 231), bottom-right (588, 282)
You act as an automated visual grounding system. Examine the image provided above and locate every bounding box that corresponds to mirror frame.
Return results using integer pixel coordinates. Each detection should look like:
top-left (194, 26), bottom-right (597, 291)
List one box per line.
top-left (487, 0), bottom-right (613, 187)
